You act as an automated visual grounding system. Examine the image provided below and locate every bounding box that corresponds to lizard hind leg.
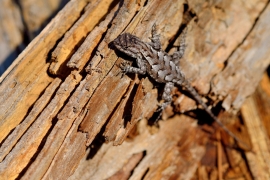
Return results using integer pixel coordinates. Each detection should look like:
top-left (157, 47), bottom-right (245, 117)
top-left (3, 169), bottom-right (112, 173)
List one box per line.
top-left (172, 27), bottom-right (188, 65)
top-left (154, 82), bottom-right (175, 122)
top-left (160, 82), bottom-right (174, 109)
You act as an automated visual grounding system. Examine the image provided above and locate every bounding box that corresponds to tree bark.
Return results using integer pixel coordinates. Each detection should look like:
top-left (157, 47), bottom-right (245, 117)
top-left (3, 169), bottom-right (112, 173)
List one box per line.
top-left (0, 0), bottom-right (270, 179)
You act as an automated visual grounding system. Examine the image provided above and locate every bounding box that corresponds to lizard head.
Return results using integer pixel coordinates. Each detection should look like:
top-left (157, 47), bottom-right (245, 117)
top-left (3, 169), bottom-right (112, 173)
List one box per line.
top-left (111, 33), bottom-right (141, 58)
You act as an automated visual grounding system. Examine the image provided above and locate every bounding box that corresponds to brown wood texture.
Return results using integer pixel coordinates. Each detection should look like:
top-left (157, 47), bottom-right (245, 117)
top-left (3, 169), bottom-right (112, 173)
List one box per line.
top-left (0, 0), bottom-right (270, 179)
top-left (242, 72), bottom-right (270, 179)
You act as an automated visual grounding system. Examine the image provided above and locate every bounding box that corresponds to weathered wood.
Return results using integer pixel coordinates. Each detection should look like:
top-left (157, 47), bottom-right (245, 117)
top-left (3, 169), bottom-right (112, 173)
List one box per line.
top-left (241, 73), bottom-right (270, 180)
top-left (49, 0), bottom-right (116, 75)
top-left (0, 72), bottom-right (81, 179)
top-left (0, 78), bottom-right (62, 162)
top-left (70, 116), bottom-right (206, 180)
top-left (0, 0), bottom-right (89, 144)
top-left (0, 0), bottom-right (269, 179)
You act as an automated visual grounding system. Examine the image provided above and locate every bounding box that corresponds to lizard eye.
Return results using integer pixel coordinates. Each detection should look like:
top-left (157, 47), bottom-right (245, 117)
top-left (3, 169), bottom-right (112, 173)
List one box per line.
top-left (130, 37), bottom-right (136, 44)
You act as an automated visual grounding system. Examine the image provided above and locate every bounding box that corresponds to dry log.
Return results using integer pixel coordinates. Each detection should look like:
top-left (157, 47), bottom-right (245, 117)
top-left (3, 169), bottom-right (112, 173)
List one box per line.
top-left (241, 72), bottom-right (270, 179)
top-left (0, 0), bottom-right (270, 179)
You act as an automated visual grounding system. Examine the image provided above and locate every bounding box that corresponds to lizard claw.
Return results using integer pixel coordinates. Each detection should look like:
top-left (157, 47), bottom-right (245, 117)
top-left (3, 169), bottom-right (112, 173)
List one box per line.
top-left (119, 61), bottom-right (128, 70)
top-left (153, 103), bottom-right (167, 123)
top-left (156, 102), bottom-right (170, 112)
top-left (156, 104), bottom-right (164, 112)
top-left (116, 61), bottom-right (129, 77)
top-left (153, 101), bottom-right (171, 122)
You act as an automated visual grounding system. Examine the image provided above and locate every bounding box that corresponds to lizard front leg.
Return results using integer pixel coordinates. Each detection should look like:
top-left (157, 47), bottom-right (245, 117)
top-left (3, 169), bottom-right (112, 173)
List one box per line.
top-left (122, 66), bottom-right (147, 75)
top-left (121, 57), bottom-right (147, 75)
top-left (154, 82), bottom-right (174, 121)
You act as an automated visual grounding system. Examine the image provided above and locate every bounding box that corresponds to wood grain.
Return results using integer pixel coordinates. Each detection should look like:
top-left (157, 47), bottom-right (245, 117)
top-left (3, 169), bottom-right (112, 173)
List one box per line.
top-left (0, 0), bottom-right (269, 179)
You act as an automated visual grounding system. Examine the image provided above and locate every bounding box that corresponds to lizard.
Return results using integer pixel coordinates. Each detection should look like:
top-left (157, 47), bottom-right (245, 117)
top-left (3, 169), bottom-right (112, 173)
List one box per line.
top-left (111, 24), bottom-right (247, 147)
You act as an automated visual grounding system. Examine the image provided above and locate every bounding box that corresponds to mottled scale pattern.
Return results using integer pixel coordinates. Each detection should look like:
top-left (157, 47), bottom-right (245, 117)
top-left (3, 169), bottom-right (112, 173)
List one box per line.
top-left (111, 25), bottom-right (247, 147)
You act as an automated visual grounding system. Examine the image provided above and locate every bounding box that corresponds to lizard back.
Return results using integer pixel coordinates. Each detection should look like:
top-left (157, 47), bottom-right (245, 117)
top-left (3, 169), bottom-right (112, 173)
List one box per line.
top-left (113, 33), bottom-right (186, 85)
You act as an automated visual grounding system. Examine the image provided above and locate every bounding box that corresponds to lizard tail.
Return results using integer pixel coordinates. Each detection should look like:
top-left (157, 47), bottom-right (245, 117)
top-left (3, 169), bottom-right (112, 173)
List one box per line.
top-left (183, 82), bottom-right (250, 149)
